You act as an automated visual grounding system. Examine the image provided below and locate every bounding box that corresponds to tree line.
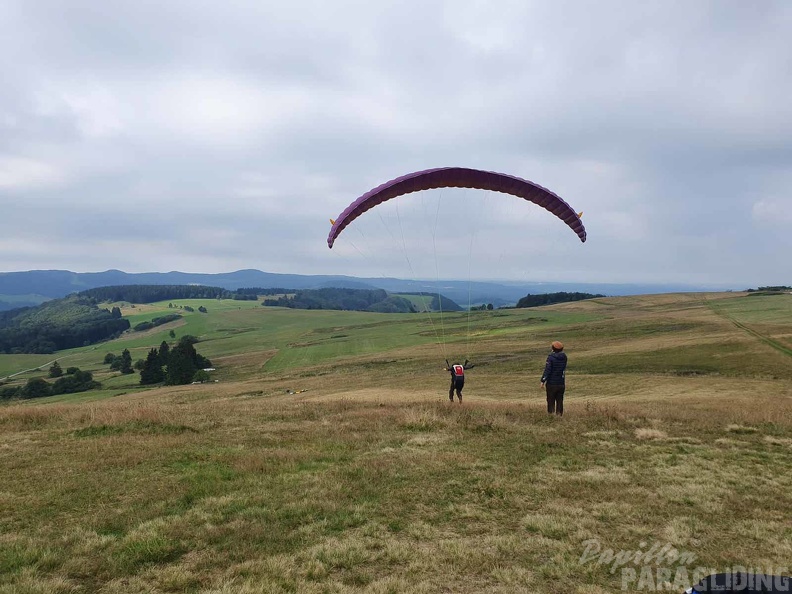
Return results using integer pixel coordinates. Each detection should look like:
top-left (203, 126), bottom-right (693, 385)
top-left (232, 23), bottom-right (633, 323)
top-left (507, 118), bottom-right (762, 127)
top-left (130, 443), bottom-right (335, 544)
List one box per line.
top-left (515, 292), bottom-right (606, 308)
top-left (80, 285), bottom-right (232, 303)
top-left (79, 285), bottom-right (298, 304)
top-left (233, 287), bottom-right (293, 299)
top-left (746, 286), bottom-right (791, 293)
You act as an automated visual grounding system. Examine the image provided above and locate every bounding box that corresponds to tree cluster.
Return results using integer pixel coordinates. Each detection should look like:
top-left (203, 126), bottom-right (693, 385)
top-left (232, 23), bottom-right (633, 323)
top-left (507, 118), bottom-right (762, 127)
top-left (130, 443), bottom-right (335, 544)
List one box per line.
top-left (470, 303), bottom-right (494, 311)
top-left (133, 313), bottom-right (182, 332)
top-left (138, 337), bottom-right (212, 386)
top-left (0, 296), bottom-right (130, 354)
top-left (746, 286), bottom-right (791, 293)
top-left (0, 368), bottom-right (100, 401)
top-left (515, 292), bottom-right (606, 308)
top-left (103, 349), bottom-right (135, 374)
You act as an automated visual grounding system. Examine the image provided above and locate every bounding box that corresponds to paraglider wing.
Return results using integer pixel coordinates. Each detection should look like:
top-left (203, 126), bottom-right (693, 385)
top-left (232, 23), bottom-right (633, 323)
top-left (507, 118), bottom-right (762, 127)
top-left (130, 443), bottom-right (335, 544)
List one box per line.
top-left (327, 167), bottom-right (586, 248)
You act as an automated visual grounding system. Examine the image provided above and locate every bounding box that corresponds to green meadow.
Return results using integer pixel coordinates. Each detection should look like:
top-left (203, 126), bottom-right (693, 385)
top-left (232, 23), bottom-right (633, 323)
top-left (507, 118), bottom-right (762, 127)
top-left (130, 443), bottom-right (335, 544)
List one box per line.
top-left (1, 292), bottom-right (791, 593)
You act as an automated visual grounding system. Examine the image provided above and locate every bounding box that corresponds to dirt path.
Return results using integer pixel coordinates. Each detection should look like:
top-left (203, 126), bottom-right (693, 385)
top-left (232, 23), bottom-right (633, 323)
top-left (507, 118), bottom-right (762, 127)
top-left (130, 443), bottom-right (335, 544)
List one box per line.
top-left (705, 298), bottom-right (792, 357)
top-left (1, 354), bottom-right (76, 382)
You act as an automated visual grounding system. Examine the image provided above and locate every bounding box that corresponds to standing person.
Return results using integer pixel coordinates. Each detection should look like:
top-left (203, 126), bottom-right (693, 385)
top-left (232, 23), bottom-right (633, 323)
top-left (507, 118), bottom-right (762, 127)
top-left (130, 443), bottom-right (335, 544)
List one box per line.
top-left (541, 341), bottom-right (567, 415)
top-left (445, 359), bottom-right (474, 403)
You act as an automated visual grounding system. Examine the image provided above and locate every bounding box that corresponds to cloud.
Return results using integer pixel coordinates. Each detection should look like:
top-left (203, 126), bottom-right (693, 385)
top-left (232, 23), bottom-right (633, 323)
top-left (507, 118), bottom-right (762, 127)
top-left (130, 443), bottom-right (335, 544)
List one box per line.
top-left (0, 0), bottom-right (790, 286)
top-left (0, 156), bottom-right (67, 190)
top-left (753, 197), bottom-right (792, 227)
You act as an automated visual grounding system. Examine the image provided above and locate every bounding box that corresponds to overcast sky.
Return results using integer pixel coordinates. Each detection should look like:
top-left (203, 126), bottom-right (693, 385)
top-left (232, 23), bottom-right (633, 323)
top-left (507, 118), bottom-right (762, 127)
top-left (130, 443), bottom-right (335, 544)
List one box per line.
top-left (1, 1), bottom-right (790, 287)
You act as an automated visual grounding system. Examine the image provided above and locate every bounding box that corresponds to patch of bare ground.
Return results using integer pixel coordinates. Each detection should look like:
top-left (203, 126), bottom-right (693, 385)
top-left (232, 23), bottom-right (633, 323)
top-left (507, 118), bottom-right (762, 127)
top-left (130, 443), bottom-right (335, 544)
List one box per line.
top-left (210, 350), bottom-right (278, 379)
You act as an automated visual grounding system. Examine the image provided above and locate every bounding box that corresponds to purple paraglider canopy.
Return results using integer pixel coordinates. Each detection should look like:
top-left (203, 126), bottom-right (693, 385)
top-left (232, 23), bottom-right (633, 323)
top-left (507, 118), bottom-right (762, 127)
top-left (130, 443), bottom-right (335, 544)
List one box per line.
top-left (327, 167), bottom-right (586, 248)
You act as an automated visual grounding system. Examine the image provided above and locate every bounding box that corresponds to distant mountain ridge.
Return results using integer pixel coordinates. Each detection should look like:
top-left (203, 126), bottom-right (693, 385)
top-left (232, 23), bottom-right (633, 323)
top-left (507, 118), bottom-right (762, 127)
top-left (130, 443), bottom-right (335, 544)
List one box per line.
top-left (0, 269), bottom-right (737, 312)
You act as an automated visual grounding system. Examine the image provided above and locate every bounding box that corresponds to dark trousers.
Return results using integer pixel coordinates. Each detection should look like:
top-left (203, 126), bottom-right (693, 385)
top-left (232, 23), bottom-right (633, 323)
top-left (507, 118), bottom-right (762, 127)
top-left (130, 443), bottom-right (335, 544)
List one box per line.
top-left (449, 379), bottom-right (464, 401)
top-left (546, 384), bottom-right (565, 415)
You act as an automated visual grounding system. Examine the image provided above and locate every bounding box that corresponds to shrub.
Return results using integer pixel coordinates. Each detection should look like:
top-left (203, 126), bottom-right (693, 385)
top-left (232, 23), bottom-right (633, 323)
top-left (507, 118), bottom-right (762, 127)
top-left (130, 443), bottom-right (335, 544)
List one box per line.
top-left (51, 371), bottom-right (100, 395)
top-left (193, 370), bottom-right (210, 383)
top-left (21, 378), bottom-right (51, 399)
top-left (0, 386), bottom-right (20, 400)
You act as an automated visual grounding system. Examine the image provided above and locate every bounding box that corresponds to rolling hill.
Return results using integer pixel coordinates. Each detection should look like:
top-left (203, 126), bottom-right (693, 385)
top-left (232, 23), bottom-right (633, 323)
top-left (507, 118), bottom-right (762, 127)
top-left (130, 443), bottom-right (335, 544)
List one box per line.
top-left (1, 291), bottom-right (790, 593)
top-left (0, 268), bottom-right (739, 311)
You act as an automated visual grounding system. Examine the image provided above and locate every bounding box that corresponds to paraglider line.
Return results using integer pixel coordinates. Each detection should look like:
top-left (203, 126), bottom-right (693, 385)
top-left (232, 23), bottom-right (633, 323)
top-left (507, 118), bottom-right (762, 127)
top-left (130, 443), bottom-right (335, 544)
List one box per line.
top-left (466, 213), bottom-right (475, 359)
top-left (431, 193), bottom-right (448, 356)
top-left (347, 239), bottom-right (369, 261)
top-left (394, 198), bottom-right (447, 359)
top-left (377, 211), bottom-right (399, 245)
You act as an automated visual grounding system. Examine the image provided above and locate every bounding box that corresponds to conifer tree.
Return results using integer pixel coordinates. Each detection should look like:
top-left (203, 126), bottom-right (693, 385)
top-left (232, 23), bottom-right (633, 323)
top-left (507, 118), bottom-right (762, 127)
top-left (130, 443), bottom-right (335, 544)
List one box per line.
top-left (49, 361), bottom-right (63, 378)
top-left (120, 348), bottom-right (134, 374)
top-left (139, 348), bottom-right (165, 385)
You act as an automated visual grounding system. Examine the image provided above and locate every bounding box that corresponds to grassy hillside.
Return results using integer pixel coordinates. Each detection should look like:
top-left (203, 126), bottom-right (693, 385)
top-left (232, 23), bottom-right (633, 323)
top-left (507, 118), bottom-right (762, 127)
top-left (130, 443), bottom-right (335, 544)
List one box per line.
top-left (1, 298), bottom-right (593, 384)
top-left (1, 292), bottom-right (790, 593)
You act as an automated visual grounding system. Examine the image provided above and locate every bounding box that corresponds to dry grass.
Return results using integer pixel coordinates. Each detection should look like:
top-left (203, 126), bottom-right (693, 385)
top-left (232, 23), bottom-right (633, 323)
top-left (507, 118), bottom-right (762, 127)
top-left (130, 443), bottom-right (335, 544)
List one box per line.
top-left (2, 390), bottom-right (790, 593)
top-left (1, 293), bottom-right (791, 592)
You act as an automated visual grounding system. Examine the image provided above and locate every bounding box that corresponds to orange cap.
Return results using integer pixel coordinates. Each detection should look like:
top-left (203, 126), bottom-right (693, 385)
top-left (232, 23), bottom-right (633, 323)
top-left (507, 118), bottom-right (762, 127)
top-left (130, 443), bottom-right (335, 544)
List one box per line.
top-left (551, 341), bottom-right (564, 351)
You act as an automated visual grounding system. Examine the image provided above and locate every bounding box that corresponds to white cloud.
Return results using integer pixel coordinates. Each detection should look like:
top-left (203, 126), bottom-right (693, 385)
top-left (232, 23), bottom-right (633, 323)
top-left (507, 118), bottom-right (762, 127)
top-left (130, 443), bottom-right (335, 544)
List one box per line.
top-left (752, 197), bottom-right (792, 226)
top-left (144, 75), bottom-right (296, 143)
top-left (0, 0), bottom-right (790, 286)
top-left (33, 82), bottom-right (125, 139)
top-left (0, 156), bottom-right (67, 190)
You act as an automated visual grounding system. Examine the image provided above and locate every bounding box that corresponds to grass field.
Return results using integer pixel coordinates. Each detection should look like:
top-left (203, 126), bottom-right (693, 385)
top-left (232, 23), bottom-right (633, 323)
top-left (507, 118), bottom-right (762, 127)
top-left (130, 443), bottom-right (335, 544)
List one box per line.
top-left (1, 292), bottom-right (790, 593)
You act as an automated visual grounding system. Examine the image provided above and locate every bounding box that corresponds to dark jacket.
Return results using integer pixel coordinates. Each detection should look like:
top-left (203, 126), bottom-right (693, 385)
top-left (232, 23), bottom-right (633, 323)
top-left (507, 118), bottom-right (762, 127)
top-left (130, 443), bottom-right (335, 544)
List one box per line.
top-left (541, 351), bottom-right (567, 385)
